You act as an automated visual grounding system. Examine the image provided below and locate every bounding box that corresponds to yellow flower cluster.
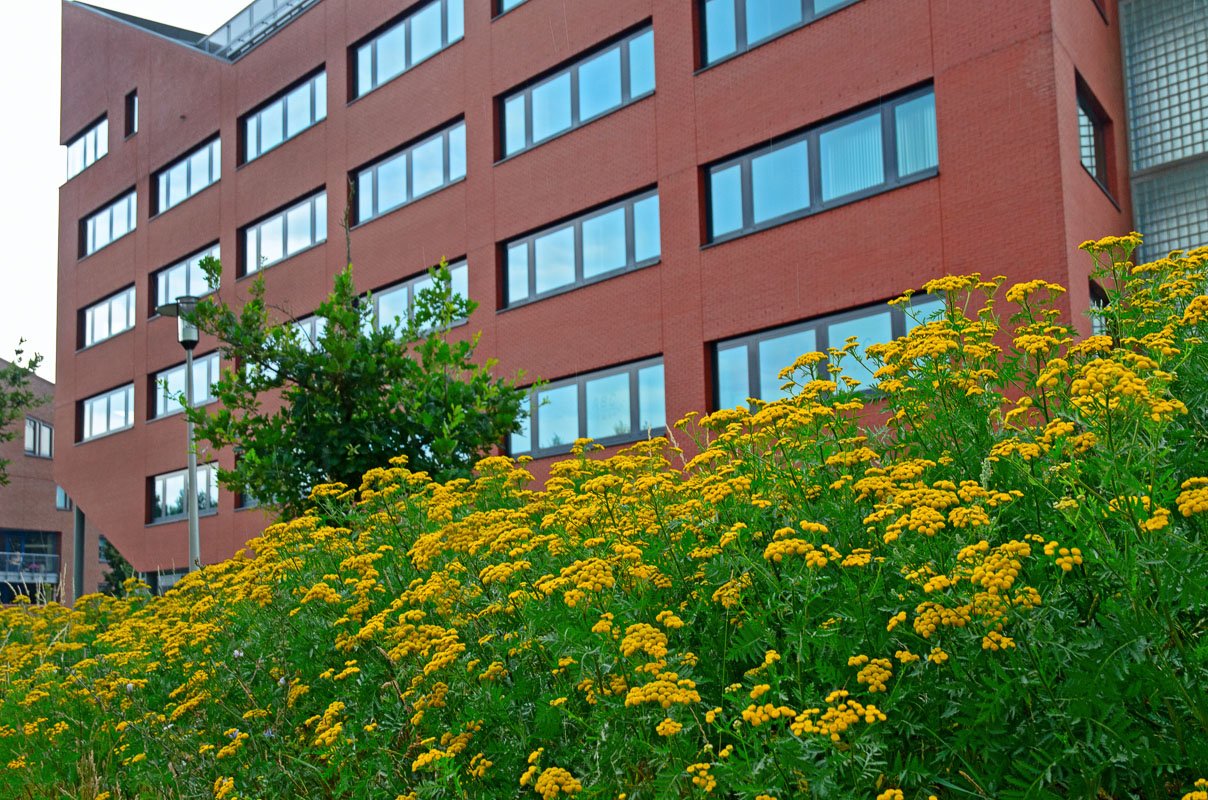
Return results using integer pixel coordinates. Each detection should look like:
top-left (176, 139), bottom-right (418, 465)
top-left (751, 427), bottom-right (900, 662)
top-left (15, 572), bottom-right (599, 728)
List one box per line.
top-left (790, 690), bottom-right (886, 742)
top-left (532, 767), bottom-right (582, 799)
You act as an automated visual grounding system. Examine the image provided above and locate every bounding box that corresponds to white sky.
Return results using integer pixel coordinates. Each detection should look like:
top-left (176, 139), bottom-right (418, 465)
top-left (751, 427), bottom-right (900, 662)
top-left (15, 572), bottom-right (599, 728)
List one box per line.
top-left (0, 1), bottom-right (250, 380)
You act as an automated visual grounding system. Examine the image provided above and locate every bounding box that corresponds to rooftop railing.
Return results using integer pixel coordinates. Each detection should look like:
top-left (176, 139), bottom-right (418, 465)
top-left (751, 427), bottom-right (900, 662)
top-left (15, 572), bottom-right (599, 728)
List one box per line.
top-left (196, 0), bottom-right (322, 60)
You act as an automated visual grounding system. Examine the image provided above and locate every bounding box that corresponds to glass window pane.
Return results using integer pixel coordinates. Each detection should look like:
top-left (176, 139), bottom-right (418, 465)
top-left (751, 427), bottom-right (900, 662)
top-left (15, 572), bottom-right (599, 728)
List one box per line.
top-left (167, 162), bottom-right (188, 208)
top-left (704, 0), bottom-right (737, 63)
top-left (758, 329), bottom-right (815, 401)
top-left (188, 146), bottom-right (211, 194)
top-left (752, 140), bottom-right (809, 223)
top-left (410, 2), bottom-right (443, 65)
top-left (504, 95), bottom-right (527, 156)
top-left (534, 226), bottom-right (575, 294)
top-left (582, 207), bottom-right (627, 278)
top-left (315, 194), bottom-right (327, 242)
top-left (260, 101), bottom-right (284, 153)
top-left (286, 85), bottom-right (310, 137)
top-left (205, 467), bottom-right (219, 508)
top-left (357, 44), bottom-right (373, 96)
top-left (578, 47), bottom-right (623, 122)
top-left (896, 93), bottom-right (938, 176)
top-left (377, 24), bottom-right (407, 84)
top-left (815, 0), bottom-right (850, 10)
top-left (633, 195), bottom-right (660, 262)
top-left (24, 420), bottom-right (35, 452)
top-left (716, 345), bottom-right (750, 409)
top-left (710, 164), bottom-right (744, 238)
top-left (448, 0), bottom-right (464, 41)
top-left (907, 296), bottom-right (945, 331)
top-left (246, 116), bottom-right (260, 159)
top-left (628, 30), bottom-right (656, 97)
top-left (93, 305), bottom-right (110, 341)
top-left (111, 201), bottom-right (130, 241)
top-left (40, 426), bottom-right (52, 457)
top-left (538, 384), bottom-right (578, 450)
top-left (531, 73), bottom-right (572, 143)
top-left (507, 243), bottom-right (530, 304)
top-left (829, 311), bottom-right (892, 389)
top-left (820, 113), bottom-right (885, 201)
top-left (448, 123), bottom-right (466, 181)
top-left (286, 204), bottom-right (313, 255)
top-left (88, 399), bottom-right (106, 438)
top-left (412, 136), bottom-right (445, 197)
top-left (193, 358), bottom-right (213, 402)
top-left (258, 216), bottom-right (284, 266)
top-left (358, 170), bottom-right (374, 223)
top-left (315, 73), bottom-right (327, 120)
top-left (746, 0), bottom-right (803, 45)
top-left (450, 263), bottom-right (469, 303)
top-left (510, 399), bottom-right (532, 454)
top-left (377, 286), bottom-right (409, 328)
top-left (377, 154), bottom-right (408, 213)
top-left (68, 140), bottom-right (84, 177)
top-left (108, 390), bottom-right (128, 430)
top-left (586, 372), bottom-right (631, 440)
top-left (638, 364), bottom-right (665, 431)
top-left (165, 474), bottom-right (186, 518)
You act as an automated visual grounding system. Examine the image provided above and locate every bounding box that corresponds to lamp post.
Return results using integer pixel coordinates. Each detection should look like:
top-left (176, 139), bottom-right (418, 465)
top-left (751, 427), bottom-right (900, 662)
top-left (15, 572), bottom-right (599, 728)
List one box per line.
top-left (155, 295), bottom-right (201, 572)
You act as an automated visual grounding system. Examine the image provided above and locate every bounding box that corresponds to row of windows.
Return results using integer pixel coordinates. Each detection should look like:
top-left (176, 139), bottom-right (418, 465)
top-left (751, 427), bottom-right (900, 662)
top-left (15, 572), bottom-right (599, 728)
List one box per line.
top-left (155, 245), bottom-right (220, 310)
top-left (244, 191), bottom-right (328, 275)
top-left (354, 0), bottom-right (464, 98)
top-left (708, 87), bottom-right (937, 242)
top-left (505, 190), bottom-right (660, 306)
top-left (81, 191), bottom-right (136, 257)
top-left (81, 384), bottom-right (134, 441)
top-left (81, 286), bottom-right (136, 349)
top-left (150, 463), bottom-right (218, 523)
top-left (153, 352), bottom-right (221, 419)
top-left (502, 27), bottom-right (654, 158)
top-left (66, 117), bottom-right (108, 179)
top-left (702, 0), bottom-right (858, 66)
top-left (155, 138), bottom-right (221, 215)
top-left (373, 260), bottom-right (469, 331)
top-left (245, 71), bottom-right (327, 163)
top-left (355, 121), bottom-right (466, 225)
top-left (24, 418), bottom-right (52, 459)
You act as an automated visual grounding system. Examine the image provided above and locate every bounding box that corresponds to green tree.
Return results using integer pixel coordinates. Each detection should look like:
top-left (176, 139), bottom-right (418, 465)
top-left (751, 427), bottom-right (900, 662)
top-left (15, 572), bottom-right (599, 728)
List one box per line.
top-left (0, 345), bottom-right (43, 486)
top-left (97, 537), bottom-right (135, 597)
top-left (184, 257), bottom-right (528, 518)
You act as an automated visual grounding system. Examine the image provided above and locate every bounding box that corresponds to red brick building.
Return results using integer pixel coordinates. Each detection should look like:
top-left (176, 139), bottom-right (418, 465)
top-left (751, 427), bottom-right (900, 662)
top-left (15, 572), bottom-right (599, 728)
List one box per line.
top-left (56, 0), bottom-right (1135, 590)
top-left (0, 361), bottom-right (104, 603)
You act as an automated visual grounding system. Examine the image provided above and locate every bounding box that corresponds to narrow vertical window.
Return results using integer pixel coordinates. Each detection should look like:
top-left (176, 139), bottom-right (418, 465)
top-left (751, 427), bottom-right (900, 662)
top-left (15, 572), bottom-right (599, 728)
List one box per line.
top-left (125, 90), bottom-right (138, 136)
top-left (1077, 79), bottom-right (1110, 191)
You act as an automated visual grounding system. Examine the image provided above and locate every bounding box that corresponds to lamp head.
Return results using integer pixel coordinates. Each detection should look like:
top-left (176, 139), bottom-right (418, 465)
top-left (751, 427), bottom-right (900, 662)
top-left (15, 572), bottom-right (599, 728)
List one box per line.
top-left (156, 296), bottom-right (200, 350)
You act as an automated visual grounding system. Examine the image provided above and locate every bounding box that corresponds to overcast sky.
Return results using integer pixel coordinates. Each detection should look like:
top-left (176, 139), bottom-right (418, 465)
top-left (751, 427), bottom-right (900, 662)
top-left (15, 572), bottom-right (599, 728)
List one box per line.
top-left (0, 1), bottom-right (250, 380)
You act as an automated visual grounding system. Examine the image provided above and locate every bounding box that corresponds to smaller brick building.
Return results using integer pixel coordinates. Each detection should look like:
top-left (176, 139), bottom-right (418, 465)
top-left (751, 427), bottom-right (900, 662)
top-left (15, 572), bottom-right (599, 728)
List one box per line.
top-left (0, 361), bottom-right (104, 603)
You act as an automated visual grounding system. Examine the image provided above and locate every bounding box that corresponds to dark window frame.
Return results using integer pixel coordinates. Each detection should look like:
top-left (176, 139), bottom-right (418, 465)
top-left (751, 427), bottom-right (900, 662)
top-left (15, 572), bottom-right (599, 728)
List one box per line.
top-left (1076, 77), bottom-right (1112, 196)
top-left (510, 356), bottom-right (666, 459)
top-left (704, 84), bottom-right (937, 245)
top-left (350, 0), bottom-right (465, 100)
top-left (501, 188), bottom-right (660, 309)
top-left (65, 114), bottom-right (109, 180)
top-left (240, 67), bottom-right (327, 164)
top-left (494, 0), bottom-right (528, 17)
top-left (79, 284), bottom-right (136, 349)
top-left (79, 188), bottom-right (137, 258)
top-left (151, 243), bottom-right (221, 316)
top-left (152, 136), bottom-right (222, 216)
top-left (239, 189), bottom-right (328, 278)
top-left (351, 118), bottom-right (467, 226)
top-left (712, 293), bottom-right (943, 409)
top-left (124, 90), bottom-right (138, 138)
top-left (498, 24), bottom-right (655, 160)
top-left (147, 463), bottom-right (219, 525)
top-left (697, 0), bottom-right (861, 70)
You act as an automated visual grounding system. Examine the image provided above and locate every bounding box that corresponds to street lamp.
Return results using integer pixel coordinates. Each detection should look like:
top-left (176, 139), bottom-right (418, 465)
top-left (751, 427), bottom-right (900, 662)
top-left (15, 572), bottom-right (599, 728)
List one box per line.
top-left (155, 295), bottom-right (201, 572)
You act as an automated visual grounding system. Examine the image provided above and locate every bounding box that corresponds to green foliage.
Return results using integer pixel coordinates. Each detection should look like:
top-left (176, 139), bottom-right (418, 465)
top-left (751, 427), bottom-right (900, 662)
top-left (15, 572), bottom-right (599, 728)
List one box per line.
top-left (98, 538), bottom-right (135, 597)
top-left (0, 344), bottom-right (43, 486)
top-left (1, 235), bottom-right (1207, 800)
top-left (185, 256), bottom-right (528, 518)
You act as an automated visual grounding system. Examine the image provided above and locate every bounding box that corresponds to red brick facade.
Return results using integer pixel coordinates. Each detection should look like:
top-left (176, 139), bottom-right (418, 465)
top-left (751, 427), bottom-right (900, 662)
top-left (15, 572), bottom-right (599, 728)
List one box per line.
top-left (56, 0), bottom-right (1132, 584)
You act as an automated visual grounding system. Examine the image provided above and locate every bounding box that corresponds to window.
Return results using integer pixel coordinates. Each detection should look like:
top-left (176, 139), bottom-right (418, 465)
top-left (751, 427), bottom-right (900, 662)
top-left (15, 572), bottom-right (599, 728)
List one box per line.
top-left (150, 463), bottom-right (219, 523)
top-left (700, 0), bottom-right (859, 66)
top-left (706, 86), bottom-right (936, 243)
top-left (152, 352), bottom-right (221, 419)
top-left (80, 286), bottom-right (136, 348)
top-left (293, 315), bottom-right (327, 353)
top-left (154, 138), bottom-right (221, 214)
top-left (80, 384), bottom-right (135, 442)
top-left (56, 486), bottom-right (73, 512)
top-left (501, 26), bottom-right (655, 158)
top-left (714, 294), bottom-right (944, 408)
top-left (66, 117), bottom-right (108, 179)
top-left (504, 190), bottom-right (660, 306)
top-left (373, 260), bottom-right (469, 331)
top-left (243, 71), bottom-right (327, 162)
top-left (354, 0), bottom-right (464, 98)
top-left (80, 191), bottom-right (136, 257)
top-left (355, 120), bottom-right (466, 224)
top-left (1077, 80), bottom-right (1110, 189)
top-left (24, 418), bottom-right (52, 458)
top-left (1089, 281), bottom-right (1110, 337)
top-left (125, 91), bottom-right (138, 137)
top-left (510, 358), bottom-right (666, 457)
top-left (497, 0), bottom-right (527, 13)
top-left (243, 191), bottom-right (327, 275)
top-left (154, 245), bottom-right (220, 310)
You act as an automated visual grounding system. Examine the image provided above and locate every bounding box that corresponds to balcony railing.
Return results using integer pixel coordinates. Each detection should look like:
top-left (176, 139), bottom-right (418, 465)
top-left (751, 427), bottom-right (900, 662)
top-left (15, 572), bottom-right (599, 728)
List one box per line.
top-left (0, 552), bottom-right (60, 583)
top-left (197, 0), bottom-right (321, 60)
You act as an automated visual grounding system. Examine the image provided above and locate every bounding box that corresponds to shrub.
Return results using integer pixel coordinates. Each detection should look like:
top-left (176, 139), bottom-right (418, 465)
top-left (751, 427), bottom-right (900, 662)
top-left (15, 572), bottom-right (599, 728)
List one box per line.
top-left (1, 234), bottom-right (1206, 800)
